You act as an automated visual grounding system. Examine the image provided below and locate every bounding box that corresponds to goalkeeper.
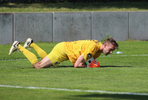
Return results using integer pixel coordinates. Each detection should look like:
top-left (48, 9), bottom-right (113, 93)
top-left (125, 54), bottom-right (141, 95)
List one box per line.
top-left (9, 38), bottom-right (118, 68)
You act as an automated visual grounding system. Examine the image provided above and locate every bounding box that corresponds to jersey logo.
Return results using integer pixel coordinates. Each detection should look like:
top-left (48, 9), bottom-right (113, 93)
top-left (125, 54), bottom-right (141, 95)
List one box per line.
top-left (87, 53), bottom-right (91, 59)
top-left (54, 61), bottom-right (58, 65)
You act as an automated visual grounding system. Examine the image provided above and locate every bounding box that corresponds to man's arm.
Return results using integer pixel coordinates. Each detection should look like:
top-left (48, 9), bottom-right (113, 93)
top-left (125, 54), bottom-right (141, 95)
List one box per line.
top-left (74, 55), bottom-right (87, 68)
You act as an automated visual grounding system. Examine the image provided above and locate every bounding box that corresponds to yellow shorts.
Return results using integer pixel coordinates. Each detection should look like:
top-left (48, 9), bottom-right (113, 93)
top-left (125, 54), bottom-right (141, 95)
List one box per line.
top-left (46, 42), bottom-right (68, 67)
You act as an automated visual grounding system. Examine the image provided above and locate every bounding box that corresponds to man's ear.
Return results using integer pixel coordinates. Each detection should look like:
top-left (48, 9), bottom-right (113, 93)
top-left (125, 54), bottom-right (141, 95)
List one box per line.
top-left (104, 43), bottom-right (107, 47)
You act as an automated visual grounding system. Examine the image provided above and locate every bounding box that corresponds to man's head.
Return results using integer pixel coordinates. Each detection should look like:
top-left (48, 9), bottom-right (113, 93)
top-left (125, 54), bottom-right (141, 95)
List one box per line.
top-left (101, 38), bottom-right (119, 56)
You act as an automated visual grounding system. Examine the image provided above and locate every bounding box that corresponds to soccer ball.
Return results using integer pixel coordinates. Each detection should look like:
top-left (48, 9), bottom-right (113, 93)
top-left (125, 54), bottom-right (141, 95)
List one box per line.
top-left (86, 57), bottom-right (100, 68)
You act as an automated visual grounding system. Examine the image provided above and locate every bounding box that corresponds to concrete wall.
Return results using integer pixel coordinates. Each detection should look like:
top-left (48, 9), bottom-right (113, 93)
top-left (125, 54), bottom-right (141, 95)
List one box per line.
top-left (0, 13), bottom-right (13, 44)
top-left (0, 12), bottom-right (148, 44)
top-left (53, 12), bottom-right (92, 42)
top-left (92, 12), bottom-right (129, 41)
top-left (15, 13), bottom-right (53, 42)
top-left (129, 12), bottom-right (148, 40)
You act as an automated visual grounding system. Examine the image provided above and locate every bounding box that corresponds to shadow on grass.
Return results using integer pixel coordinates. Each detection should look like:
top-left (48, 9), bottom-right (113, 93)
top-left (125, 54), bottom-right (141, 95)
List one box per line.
top-left (101, 65), bottom-right (132, 68)
top-left (20, 65), bottom-right (131, 69)
top-left (69, 93), bottom-right (148, 100)
top-left (56, 65), bottom-right (132, 68)
top-left (57, 66), bottom-right (74, 68)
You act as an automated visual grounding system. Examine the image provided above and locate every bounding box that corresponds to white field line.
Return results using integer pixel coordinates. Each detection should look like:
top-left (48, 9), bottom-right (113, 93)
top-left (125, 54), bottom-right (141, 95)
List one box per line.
top-left (1, 54), bottom-right (148, 61)
top-left (0, 58), bottom-right (41, 61)
top-left (0, 85), bottom-right (148, 96)
top-left (0, 58), bottom-right (28, 61)
top-left (100, 54), bottom-right (148, 57)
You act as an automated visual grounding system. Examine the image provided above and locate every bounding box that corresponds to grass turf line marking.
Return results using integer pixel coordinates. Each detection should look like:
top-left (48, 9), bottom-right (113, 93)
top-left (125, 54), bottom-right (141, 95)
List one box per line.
top-left (0, 58), bottom-right (28, 61)
top-left (100, 54), bottom-right (148, 57)
top-left (0, 58), bottom-right (41, 61)
top-left (0, 85), bottom-right (148, 96)
top-left (1, 54), bottom-right (148, 61)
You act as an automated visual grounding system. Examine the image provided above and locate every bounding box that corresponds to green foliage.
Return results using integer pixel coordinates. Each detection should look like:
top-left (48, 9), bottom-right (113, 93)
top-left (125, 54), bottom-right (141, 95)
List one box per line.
top-left (1, 2), bottom-right (148, 12)
top-left (100, 33), bottom-right (112, 43)
top-left (0, 41), bottom-right (148, 100)
top-left (1, 0), bottom-right (148, 3)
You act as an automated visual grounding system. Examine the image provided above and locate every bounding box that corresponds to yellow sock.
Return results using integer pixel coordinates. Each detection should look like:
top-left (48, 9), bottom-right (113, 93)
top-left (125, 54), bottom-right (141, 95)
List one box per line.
top-left (18, 45), bottom-right (38, 65)
top-left (30, 43), bottom-right (47, 59)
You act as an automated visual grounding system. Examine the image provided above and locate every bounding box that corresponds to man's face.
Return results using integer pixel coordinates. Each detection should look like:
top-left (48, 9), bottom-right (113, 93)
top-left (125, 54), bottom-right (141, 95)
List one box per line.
top-left (103, 43), bottom-right (115, 56)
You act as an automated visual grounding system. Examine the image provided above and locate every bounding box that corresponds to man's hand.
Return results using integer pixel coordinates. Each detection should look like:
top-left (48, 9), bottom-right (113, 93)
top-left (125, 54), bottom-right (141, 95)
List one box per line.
top-left (74, 55), bottom-right (87, 68)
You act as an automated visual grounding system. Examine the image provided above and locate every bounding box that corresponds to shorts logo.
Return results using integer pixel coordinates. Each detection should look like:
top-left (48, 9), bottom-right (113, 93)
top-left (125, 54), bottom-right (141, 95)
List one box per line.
top-left (54, 61), bottom-right (58, 65)
top-left (87, 53), bottom-right (91, 59)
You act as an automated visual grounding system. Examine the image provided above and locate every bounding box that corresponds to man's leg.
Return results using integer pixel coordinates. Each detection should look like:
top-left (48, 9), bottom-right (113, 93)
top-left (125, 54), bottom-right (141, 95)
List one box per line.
top-left (23, 38), bottom-right (47, 59)
top-left (9, 41), bottom-right (38, 65)
top-left (33, 57), bottom-right (53, 69)
top-left (9, 41), bottom-right (53, 68)
top-left (30, 42), bottom-right (47, 59)
top-left (18, 44), bottom-right (39, 65)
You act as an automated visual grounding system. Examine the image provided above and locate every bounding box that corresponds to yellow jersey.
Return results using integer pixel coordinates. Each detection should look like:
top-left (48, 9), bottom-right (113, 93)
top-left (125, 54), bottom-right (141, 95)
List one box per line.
top-left (64, 40), bottom-right (102, 64)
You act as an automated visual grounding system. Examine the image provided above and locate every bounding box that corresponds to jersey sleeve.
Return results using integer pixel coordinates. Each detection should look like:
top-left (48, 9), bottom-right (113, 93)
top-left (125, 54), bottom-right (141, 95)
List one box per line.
top-left (82, 43), bottom-right (98, 62)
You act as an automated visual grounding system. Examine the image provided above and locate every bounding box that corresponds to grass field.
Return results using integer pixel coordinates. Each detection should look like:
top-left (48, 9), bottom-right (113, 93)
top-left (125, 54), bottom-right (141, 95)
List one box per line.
top-left (0, 41), bottom-right (148, 100)
top-left (1, 2), bottom-right (148, 100)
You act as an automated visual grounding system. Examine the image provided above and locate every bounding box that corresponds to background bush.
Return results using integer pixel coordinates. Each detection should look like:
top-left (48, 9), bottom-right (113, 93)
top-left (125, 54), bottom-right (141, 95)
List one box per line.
top-left (0, 0), bottom-right (148, 3)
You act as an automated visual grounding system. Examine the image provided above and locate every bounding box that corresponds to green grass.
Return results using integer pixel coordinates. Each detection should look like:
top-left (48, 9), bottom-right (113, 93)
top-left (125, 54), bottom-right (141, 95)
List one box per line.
top-left (1, 2), bottom-right (148, 12)
top-left (0, 41), bottom-right (148, 100)
top-left (1, 2), bottom-right (148, 99)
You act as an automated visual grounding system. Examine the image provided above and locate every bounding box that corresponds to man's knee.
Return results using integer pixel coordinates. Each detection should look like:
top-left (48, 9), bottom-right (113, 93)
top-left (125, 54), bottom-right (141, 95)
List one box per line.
top-left (32, 57), bottom-right (53, 69)
top-left (33, 62), bottom-right (41, 69)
